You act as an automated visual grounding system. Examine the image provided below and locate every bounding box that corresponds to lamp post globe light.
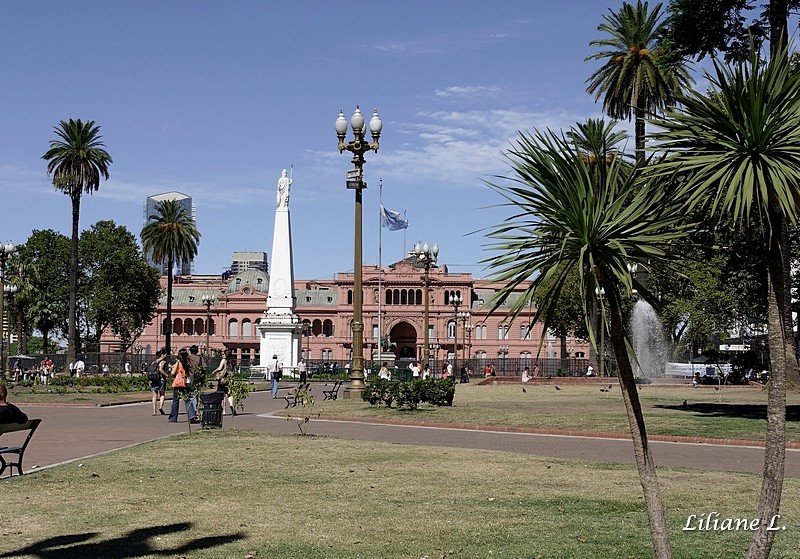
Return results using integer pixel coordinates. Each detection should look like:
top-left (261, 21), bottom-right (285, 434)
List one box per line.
top-left (336, 106), bottom-right (382, 396)
top-left (412, 241), bottom-right (438, 366)
top-left (0, 241), bottom-right (16, 378)
top-left (201, 294), bottom-right (215, 367)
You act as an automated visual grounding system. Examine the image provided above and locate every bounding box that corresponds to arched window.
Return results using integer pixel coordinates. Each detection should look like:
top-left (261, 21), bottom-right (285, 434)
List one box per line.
top-left (520, 324), bottom-right (531, 340)
top-left (312, 319), bottom-right (322, 336)
top-left (520, 352), bottom-right (532, 369)
top-left (497, 324), bottom-right (509, 340)
top-left (392, 289), bottom-right (399, 305)
top-left (184, 318), bottom-right (194, 336)
top-left (323, 319), bottom-right (333, 337)
top-left (194, 318), bottom-right (204, 335)
top-left (162, 318), bottom-right (170, 335)
top-left (477, 351), bottom-right (486, 364)
top-left (416, 289), bottom-right (422, 305)
top-left (228, 319), bottom-right (239, 337)
top-left (173, 318), bottom-right (183, 336)
top-left (347, 290), bottom-right (353, 305)
top-left (400, 290), bottom-right (407, 305)
top-left (208, 319), bottom-right (215, 336)
top-left (447, 320), bottom-right (456, 339)
top-left (386, 290), bottom-right (392, 305)
top-left (242, 319), bottom-right (252, 338)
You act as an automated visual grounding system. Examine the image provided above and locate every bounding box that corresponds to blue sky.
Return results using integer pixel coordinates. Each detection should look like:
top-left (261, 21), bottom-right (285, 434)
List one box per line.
top-left (1, 2), bottom-right (660, 281)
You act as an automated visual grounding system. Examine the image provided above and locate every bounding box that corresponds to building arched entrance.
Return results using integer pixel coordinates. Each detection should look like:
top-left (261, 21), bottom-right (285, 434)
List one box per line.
top-left (389, 321), bottom-right (417, 360)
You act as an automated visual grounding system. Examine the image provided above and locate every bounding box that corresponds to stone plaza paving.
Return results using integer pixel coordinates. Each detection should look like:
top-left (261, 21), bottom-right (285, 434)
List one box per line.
top-left (7, 388), bottom-right (800, 477)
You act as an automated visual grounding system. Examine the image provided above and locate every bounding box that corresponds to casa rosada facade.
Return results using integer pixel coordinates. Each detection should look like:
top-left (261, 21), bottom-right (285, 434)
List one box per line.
top-left (100, 259), bottom-right (588, 373)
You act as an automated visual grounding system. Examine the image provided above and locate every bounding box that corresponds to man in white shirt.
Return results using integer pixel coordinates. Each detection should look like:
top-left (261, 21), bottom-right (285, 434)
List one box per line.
top-left (411, 361), bottom-right (421, 379)
top-left (75, 357), bottom-right (85, 378)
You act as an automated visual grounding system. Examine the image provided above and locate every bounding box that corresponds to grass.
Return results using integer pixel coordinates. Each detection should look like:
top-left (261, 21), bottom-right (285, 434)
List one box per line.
top-left (313, 382), bottom-right (800, 443)
top-left (2, 430), bottom-right (799, 558)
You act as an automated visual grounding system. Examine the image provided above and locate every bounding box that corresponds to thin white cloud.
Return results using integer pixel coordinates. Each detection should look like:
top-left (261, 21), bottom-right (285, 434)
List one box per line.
top-left (434, 86), bottom-right (503, 98)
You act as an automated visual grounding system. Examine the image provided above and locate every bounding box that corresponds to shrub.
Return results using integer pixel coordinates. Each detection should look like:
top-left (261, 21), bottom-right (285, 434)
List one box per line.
top-left (363, 378), bottom-right (454, 410)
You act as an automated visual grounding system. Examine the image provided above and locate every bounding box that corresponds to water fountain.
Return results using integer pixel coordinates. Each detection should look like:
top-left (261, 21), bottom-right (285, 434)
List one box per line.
top-left (629, 300), bottom-right (670, 379)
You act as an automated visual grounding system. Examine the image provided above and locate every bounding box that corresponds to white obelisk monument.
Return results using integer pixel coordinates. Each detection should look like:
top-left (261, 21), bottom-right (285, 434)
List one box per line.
top-left (257, 168), bottom-right (302, 376)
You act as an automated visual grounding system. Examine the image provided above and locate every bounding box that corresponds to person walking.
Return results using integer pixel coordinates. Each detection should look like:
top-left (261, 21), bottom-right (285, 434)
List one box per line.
top-left (168, 348), bottom-right (199, 424)
top-left (268, 354), bottom-right (282, 399)
top-left (298, 357), bottom-right (308, 384)
top-left (149, 349), bottom-right (168, 416)
top-left (211, 350), bottom-right (236, 415)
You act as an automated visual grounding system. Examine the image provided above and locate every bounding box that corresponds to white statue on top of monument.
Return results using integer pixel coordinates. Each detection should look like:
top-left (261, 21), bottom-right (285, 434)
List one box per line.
top-left (276, 168), bottom-right (292, 208)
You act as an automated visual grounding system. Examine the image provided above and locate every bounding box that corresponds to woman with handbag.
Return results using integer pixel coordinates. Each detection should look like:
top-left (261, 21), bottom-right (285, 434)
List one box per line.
top-left (212, 350), bottom-right (237, 415)
top-left (168, 348), bottom-right (199, 424)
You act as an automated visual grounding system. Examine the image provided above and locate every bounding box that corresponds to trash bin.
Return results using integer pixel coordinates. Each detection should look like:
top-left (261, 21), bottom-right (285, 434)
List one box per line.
top-left (200, 391), bottom-right (224, 429)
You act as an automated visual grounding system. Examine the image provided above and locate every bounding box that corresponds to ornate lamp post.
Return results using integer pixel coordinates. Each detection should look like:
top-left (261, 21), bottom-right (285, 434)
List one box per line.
top-left (201, 294), bottom-right (215, 367)
top-left (0, 241), bottom-right (16, 378)
top-left (595, 286), bottom-right (606, 377)
top-left (133, 341), bottom-right (143, 373)
top-left (458, 311), bottom-right (471, 364)
top-left (465, 323), bottom-right (473, 369)
top-left (336, 106), bottom-right (382, 396)
top-left (3, 284), bottom-right (18, 374)
top-left (498, 344), bottom-right (509, 374)
top-left (450, 294), bottom-right (461, 369)
top-left (303, 322), bottom-right (312, 361)
top-left (412, 241), bottom-right (438, 366)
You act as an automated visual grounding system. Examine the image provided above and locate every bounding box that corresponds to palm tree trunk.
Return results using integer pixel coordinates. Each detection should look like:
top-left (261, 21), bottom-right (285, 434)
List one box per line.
top-left (747, 210), bottom-right (790, 558)
top-left (635, 101), bottom-right (646, 167)
top-left (68, 194), bottom-right (80, 366)
top-left (604, 281), bottom-right (672, 559)
top-left (165, 257), bottom-right (174, 354)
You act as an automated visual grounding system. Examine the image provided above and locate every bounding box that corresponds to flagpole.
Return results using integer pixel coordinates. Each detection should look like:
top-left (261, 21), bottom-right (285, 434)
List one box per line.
top-left (403, 210), bottom-right (408, 260)
top-left (378, 179), bottom-right (383, 367)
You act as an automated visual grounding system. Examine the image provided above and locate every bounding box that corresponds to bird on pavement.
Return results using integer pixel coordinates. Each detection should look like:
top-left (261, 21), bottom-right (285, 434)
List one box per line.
top-left (608, 384), bottom-right (613, 390)
top-left (522, 387), bottom-right (527, 393)
top-left (600, 387), bottom-right (609, 393)
top-left (555, 385), bottom-right (562, 391)
top-left (682, 399), bottom-right (688, 407)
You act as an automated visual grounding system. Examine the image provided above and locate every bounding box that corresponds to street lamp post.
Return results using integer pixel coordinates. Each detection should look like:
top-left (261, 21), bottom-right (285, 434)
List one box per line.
top-left (465, 323), bottom-right (473, 371)
top-left (336, 106), bottom-right (382, 396)
top-left (133, 342), bottom-right (142, 373)
top-left (595, 287), bottom-right (606, 377)
top-left (412, 242), bottom-right (438, 366)
top-left (457, 311), bottom-right (470, 366)
top-left (201, 294), bottom-right (215, 368)
top-left (499, 344), bottom-right (509, 374)
top-left (450, 294), bottom-right (461, 370)
top-left (3, 284), bottom-right (18, 374)
top-left (0, 241), bottom-right (16, 379)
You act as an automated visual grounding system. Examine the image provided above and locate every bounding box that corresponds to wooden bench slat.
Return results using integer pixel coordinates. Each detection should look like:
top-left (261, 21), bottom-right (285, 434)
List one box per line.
top-left (0, 418), bottom-right (42, 477)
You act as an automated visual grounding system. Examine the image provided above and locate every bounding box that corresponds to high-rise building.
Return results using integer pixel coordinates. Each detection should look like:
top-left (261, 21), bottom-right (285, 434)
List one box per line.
top-left (230, 251), bottom-right (268, 274)
top-left (143, 192), bottom-right (195, 276)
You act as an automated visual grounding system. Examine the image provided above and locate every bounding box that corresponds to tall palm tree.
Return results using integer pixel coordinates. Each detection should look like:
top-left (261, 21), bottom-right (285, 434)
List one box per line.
top-left (42, 119), bottom-right (112, 365)
top-left (586, 1), bottom-right (692, 166)
top-left (141, 199), bottom-right (200, 354)
top-left (483, 129), bottom-right (690, 559)
top-left (484, 132), bottom-right (687, 558)
top-left (651, 45), bottom-right (800, 559)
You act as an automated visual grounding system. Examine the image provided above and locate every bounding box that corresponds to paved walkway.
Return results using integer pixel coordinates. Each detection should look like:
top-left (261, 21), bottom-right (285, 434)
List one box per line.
top-left (7, 389), bottom-right (800, 477)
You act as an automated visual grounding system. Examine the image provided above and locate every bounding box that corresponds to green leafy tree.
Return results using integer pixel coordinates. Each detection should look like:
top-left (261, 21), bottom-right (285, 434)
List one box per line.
top-left (586, 1), bottom-right (692, 165)
top-left (15, 230), bottom-right (71, 353)
top-left (483, 129), bottom-right (691, 558)
top-left (140, 199), bottom-right (200, 354)
top-left (42, 119), bottom-right (112, 364)
top-left (651, 45), bottom-right (800, 558)
top-left (80, 221), bottom-right (162, 353)
top-left (667, 0), bottom-right (797, 61)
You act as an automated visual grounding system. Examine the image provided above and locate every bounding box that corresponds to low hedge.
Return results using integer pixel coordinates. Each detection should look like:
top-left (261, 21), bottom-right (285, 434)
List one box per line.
top-left (362, 377), bottom-right (456, 410)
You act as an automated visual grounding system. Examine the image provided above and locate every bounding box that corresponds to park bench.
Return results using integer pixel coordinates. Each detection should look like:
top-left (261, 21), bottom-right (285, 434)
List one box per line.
top-left (284, 383), bottom-right (311, 409)
top-left (0, 418), bottom-right (42, 477)
top-left (322, 380), bottom-right (343, 401)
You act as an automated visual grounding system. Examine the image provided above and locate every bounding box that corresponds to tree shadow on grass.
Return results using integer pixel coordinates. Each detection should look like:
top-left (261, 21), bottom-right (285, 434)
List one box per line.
top-left (0, 522), bottom-right (245, 559)
top-left (654, 403), bottom-right (800, 421)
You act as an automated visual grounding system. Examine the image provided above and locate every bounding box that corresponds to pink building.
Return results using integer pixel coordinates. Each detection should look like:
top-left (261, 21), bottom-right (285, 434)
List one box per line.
top-left (103, 259), bottom-right (588, 374)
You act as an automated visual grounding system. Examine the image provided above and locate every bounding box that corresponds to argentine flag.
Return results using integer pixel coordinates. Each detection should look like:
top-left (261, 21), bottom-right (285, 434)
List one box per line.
top-left (380, 204), bottom-right (408, 231)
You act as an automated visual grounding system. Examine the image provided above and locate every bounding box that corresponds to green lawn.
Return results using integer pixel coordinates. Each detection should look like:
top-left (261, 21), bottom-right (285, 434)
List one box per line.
top-left (3, 430), bottom-right (799, 559)
top-left (313, 382), bottom-right (800, 443)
